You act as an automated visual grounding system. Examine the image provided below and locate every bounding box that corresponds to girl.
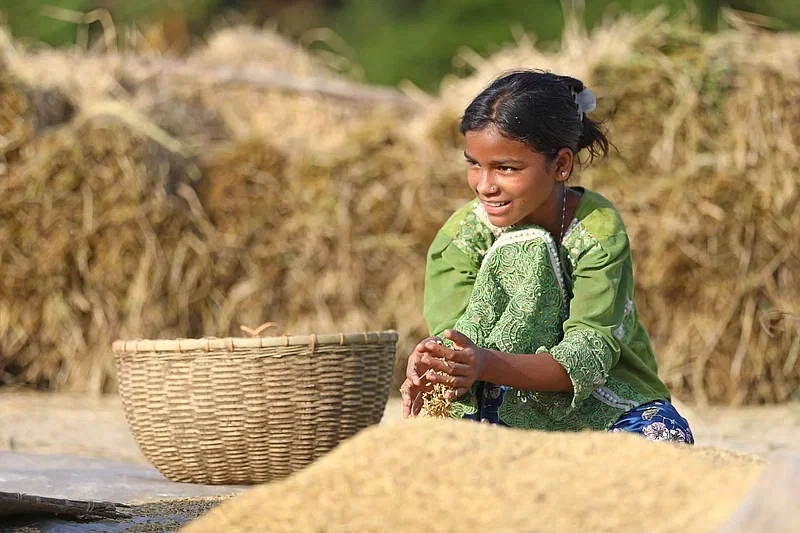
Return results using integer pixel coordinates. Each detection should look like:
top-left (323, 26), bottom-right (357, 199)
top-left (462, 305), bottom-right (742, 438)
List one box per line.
top-left (400, 70), bottom-right (693, 443)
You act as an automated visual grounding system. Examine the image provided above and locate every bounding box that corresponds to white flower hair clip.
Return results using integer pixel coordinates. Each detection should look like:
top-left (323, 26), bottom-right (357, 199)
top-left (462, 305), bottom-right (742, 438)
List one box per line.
top-left (573, 87), bottom-right (597, 119)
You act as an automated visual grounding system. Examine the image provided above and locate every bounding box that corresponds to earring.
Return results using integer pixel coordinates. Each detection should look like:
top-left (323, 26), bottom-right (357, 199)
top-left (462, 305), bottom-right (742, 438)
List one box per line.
top-left (561, 171), bottom-right (567, 177)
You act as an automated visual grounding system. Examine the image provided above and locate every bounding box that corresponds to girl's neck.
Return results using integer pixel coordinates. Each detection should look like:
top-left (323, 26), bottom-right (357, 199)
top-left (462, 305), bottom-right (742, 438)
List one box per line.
top-left (563, 187), bottom-right (582, 229)
top-left (517, 185), bottom-right (580, 242)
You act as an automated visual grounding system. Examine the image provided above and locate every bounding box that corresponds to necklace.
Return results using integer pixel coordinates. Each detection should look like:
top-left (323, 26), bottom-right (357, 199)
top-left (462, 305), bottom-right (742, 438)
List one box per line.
top-left (558, 184), bottom-right (567, 248)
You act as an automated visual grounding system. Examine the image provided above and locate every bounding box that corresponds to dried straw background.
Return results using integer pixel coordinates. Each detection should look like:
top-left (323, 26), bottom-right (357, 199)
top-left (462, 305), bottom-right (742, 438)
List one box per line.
top-left (0, 12), bottom-right (798, 404)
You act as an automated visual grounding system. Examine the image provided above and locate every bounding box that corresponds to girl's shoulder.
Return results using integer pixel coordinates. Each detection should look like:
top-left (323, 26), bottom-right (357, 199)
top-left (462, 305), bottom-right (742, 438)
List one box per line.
top-left (573, 188), bottom-right (628, 242)
top-left (438, 199), bottom-right (480, 238)
top-left (435, 199), bottom-right (503, 264)
top-left (439, 199), bottom-right (502, 238)
top-left (565, 188), bottom-right (630, 263)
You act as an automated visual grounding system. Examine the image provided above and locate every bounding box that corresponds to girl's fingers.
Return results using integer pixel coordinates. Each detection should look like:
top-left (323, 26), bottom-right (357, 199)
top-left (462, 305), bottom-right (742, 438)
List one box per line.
top-left (426, 373), bottom-right (470, 389)
top-left (423, 342), bottom-right (468, 363)
top-left (401, 374), bottom-right (438, 418)
top-left (444, 329), bottom-right (474, 350)
top-left (406, 353), bottom-right (425, 386)
top-left (411, 390), bottom-right (425, 416)
top-left (407, 335), bottom-right (443, 385)
top-left (420, 335), bottom-right (442, 348)
top-left (420, 356), bottom-right (470, 376)
top-left (400, 381), bottom-right (413, 418)
top-left (415, 336), bottom-right (441, 355)
top-left (445, 387), bottom-right (469, 400)
top-left (423, 341), bottom-right (445, 355)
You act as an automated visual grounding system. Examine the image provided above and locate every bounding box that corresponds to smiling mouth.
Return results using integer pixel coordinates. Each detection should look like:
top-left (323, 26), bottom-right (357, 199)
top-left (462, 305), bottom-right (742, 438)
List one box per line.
top-left (483, 200), bottom-right (510, 207)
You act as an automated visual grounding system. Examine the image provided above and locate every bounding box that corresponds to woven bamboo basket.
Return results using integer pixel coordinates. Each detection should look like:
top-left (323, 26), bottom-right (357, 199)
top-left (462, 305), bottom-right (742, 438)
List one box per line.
top-left (113, 330), bottom-right (397, 485)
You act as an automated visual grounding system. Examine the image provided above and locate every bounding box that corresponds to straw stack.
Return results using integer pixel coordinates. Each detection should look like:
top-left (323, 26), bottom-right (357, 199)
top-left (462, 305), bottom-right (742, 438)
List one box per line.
top-left (0, 75), bottom-right (74, 161)
top-left (581, 28), bottom-right (800, 404)
top-left (0, 13), bottom-right (798, 403)
top-left (0, 109), bottom-right (199, 390)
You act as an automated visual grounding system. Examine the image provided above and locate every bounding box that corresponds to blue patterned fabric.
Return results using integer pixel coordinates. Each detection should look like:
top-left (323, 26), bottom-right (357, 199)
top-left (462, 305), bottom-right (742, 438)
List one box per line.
top-left (609, 400), bottom-right (694, 444)
top-left (461, 381), bottom-right (509, 426)
top-left (464, 390), bottom-right (694, 445)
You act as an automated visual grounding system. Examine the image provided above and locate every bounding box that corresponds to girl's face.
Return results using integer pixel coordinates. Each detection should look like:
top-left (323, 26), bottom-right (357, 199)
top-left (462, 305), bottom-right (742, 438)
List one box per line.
top-left (464, 125), bottom-right (571, 229)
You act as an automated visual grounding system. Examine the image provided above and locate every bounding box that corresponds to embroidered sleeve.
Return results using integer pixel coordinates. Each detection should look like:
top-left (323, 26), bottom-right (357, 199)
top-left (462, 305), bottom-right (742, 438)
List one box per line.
top-left (423, 202), bottom-right (500, 336)
top-left (455, 228), bottom-right (566, 353)
top-left (549, 329), bottom-right (614, 409)
top-left (451, 204), bottom-right (502, 262)
top-left (549, 230), bottom-right (635, 411)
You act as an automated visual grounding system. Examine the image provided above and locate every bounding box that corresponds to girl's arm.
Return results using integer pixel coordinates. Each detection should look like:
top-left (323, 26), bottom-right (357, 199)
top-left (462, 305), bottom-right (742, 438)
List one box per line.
top-left (423, 200), bottom-right (494, 337)
top-left (421, 330), bottom-right (572, 397)
top-left (424, 231), bottom-right (480, 337)
top-left (480, 349), bottom-right (572, 392)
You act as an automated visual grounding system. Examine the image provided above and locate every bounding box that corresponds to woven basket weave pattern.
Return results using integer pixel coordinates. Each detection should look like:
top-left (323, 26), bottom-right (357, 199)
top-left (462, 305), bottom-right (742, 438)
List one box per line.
top-left (114, 332), bottom-right (396, 484)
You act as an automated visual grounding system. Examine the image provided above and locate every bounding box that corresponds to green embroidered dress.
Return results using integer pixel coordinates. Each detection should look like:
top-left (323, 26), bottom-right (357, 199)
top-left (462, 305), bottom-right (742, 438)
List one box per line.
top-left (423, 188), bottom-right (670, 431)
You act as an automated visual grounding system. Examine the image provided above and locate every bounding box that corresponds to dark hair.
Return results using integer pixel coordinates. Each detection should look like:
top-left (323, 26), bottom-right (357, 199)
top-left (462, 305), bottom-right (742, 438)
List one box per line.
top-left (460, 70), bottom-right (609, 164)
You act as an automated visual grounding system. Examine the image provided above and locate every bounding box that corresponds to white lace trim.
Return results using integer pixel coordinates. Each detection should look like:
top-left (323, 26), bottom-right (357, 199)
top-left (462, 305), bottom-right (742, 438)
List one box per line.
top-left (561, 218), bottom-right (580, 244)
top-left (485, 228), bottom-right (568, 312)
top-left (473, 203), bottom-right (505, 237)
top-left (591, 386), bottom-right (640, 410)
top-left (612, 297), bottom-right (635, 341)
top-left (561, 218), bottom-right (602, 269)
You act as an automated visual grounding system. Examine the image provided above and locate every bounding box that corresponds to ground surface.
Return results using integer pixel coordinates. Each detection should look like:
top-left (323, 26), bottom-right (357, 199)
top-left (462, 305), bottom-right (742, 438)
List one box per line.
top-left (1, 498), bottom-right (231, 533)
top-left (1, 390), bottom-right (799, 463)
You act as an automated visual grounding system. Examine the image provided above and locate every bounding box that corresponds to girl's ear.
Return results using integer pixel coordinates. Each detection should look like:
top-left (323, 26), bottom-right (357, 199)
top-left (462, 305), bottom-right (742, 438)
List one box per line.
top-left (554, 148), bottom-right (574, 182)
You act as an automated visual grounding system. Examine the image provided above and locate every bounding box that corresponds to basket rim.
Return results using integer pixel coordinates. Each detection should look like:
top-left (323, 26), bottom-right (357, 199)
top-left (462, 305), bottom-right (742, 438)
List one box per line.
top-left (113, 330), bottom-right (398, 353)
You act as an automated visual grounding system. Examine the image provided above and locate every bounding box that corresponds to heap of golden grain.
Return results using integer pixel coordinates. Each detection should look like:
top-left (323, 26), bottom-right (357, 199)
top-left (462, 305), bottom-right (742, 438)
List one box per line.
top-left (182, 418), bottom-right (765, 533)
top-left (0, 11), bottom-right (798, 404)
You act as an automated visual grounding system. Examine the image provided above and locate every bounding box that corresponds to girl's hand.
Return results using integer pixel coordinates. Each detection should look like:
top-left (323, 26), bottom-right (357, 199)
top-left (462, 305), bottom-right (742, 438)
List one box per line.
top-left (420, 329), bottom-right (489, 399)
top-left (400, 335), bottom-right (442, 418)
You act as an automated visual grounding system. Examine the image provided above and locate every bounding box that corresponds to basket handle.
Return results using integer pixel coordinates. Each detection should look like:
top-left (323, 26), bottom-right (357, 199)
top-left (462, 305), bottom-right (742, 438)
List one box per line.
top-left (239, 322), bottom-right (281, 337)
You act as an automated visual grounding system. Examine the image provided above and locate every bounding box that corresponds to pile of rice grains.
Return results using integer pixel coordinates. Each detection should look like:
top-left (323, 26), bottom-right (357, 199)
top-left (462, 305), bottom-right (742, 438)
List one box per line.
top-left (183, 419), bottom-right (765, 533)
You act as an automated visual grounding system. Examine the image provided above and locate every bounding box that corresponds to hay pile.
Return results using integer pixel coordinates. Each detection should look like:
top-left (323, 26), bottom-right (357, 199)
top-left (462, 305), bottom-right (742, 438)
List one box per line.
top-left (575, 24), bottom-right (800, 405)
top-left (0, 109), bottom-right (200, 390)
top-left (0, 76), bottom-right (74, 161)
top-left (183, 419), bottom-right (763, 533)
top-left (0, 12), bottom-right (798, 403)
top-left (0, 25), bottom-right (420, 390)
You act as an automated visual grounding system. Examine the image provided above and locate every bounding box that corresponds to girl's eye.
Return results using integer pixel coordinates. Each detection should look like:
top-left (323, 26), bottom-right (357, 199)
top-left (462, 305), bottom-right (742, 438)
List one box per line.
top-left (498, 166), bottom-right (517, 173)
top-left (466, 160), bottom-right (479, 167)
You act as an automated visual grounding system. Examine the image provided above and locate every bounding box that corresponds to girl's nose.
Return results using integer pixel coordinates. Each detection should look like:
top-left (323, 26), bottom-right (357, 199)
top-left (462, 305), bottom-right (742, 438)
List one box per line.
top-left (476, 171), bottom-right (498, 196)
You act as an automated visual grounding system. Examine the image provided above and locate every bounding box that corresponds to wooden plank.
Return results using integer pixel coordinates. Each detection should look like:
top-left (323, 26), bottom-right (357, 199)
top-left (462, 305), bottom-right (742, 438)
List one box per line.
top-left (0, 491), bottom-right (131, 519)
